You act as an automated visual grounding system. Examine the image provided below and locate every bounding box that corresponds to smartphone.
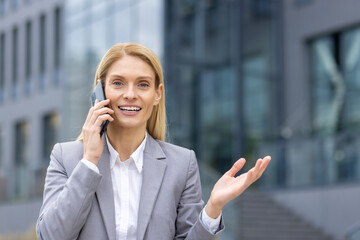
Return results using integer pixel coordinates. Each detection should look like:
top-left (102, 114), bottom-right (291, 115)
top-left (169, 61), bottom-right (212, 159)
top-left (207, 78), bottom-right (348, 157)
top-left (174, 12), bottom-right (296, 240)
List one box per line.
top-left (91, 81), bottom-right (110, 137)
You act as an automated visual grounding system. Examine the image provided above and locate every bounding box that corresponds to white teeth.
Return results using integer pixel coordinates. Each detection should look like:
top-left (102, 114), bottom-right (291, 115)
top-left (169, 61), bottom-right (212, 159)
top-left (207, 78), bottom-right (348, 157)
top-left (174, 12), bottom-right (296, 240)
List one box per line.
top-left (119, 106), bottom-right (141, 111)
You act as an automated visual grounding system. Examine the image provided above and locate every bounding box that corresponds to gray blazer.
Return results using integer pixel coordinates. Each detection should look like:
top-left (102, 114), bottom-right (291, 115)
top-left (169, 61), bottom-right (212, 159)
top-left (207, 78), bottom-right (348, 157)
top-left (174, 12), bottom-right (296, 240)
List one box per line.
top-left (36, 135), bottom-right (224, 240)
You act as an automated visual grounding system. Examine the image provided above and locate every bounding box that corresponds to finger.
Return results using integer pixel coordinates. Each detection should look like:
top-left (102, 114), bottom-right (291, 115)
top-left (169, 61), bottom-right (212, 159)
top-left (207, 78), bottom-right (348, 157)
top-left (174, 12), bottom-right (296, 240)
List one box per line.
top-left (94, 99), bottom-right (110, 109)
top-left (243, 158), bottom-right (262, 181)
top-left (93, 107), bottom-right (114, 117)
top-left (88, 106), bottom-right (114, 126)
top-left (94, 114), bottom-right (114, 127)
top-left (226, 158), bottom-right (246, 177)
top-left (257, 156), bottom-right (271, 178)
top-left (85, 99), bottom-right (107, 124)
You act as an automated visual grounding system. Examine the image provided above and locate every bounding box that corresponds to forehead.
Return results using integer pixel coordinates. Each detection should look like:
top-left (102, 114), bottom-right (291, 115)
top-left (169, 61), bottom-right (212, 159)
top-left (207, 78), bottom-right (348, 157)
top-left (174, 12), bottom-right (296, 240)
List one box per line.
top-left (106, 55), bottom-right (155, 79)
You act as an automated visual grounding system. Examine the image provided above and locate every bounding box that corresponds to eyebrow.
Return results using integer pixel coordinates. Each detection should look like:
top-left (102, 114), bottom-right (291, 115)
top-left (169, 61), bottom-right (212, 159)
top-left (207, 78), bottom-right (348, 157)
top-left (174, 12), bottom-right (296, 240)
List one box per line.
top-left (108, 74), bottom-right (153, 80)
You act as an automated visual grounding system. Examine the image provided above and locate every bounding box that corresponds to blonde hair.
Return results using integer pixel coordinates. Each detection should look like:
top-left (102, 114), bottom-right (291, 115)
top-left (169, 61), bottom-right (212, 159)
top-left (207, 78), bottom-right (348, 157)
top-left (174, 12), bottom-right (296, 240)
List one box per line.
top-left (77, 43), bottom-right (166, 141)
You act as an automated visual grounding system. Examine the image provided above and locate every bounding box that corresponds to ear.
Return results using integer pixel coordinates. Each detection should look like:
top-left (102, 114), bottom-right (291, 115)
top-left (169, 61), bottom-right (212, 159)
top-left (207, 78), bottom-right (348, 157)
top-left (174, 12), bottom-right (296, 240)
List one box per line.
top-left (154, 84), bottom-right (163, 106)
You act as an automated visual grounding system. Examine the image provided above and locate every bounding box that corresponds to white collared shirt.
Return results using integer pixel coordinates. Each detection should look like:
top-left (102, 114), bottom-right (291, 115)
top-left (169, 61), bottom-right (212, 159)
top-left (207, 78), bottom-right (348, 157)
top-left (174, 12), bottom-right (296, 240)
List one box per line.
top-left (81, 132), bottom-right (221, 239)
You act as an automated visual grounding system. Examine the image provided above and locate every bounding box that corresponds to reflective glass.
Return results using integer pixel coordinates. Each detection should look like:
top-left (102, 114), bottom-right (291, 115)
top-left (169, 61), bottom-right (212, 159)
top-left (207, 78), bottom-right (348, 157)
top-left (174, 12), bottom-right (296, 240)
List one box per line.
top-left (310, 37), bottom-right (341, 133)
top-left (25, 21), bottom-right (32, 94)
top-left (204, 0), bottom-right (231, 65)
top-left (0, 33), bottom-right (4, 103)
top-left (137, 0), bottom-right (163, 56)
top-left (243, 55), bottom-right (268, 140)
top-left (12, 27), bottom-right (18, 99)
top-left (341, 26), bottom-right (360, 129)
top-left (199, 67), bottom-right (236, 173)
top-left (113, 5), bottom-right (132, 44)
top-left (42, 113), bottom-right (59, 162)
top-left (13, 121), bottom-right (29, 199)
top-left (166, 65), bottom-right (196, 148)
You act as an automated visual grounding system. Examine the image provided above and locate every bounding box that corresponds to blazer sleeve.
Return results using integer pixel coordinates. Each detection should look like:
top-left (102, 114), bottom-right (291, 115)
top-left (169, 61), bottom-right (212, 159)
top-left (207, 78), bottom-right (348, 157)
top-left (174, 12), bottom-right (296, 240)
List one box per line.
top-left (36, 143), bottom-right (102, 240)
top-left (175, 150), bottom-right (225, 240)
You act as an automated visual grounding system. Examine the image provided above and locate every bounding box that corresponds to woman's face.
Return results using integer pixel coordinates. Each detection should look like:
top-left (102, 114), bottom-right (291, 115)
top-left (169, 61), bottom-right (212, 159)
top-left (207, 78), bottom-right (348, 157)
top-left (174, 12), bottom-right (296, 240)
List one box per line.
top-left (104, 55), bottom-right (162, 131)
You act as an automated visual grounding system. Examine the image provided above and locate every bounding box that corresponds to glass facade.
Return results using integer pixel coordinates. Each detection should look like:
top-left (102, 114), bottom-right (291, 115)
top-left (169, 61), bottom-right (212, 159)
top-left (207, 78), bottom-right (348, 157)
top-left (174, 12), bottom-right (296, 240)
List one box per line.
top-left (165, 1), bottom-right (281, 237)
top-left (39, 14), bottom-right (46, 89)
top-left (0, 127), bottom-right (4, 202)
top-left (0, 0), bottom-right (5, 15)
top-left (311, 26), bottom-right (360, 134)
top-left (63, 0), bottom-right (163, 140)
top-left (0, 32), bottom-right (4, 103)
top-left (13, 121), bottom-right (29, 199)
top-left (54, 7), bottom-right (62, 85)
top-left (42, 113), bottom-right (59, 162)
top-left (12, 26), bottom-right (18, 99)
top-left (165, 0), bottom-right (281, 174)
top-left (25, 20), bottom-right (32, 94)
top-left (260, 24), bottom-right (360, 189)
top-left (302, 25), bottom-right (360, 187)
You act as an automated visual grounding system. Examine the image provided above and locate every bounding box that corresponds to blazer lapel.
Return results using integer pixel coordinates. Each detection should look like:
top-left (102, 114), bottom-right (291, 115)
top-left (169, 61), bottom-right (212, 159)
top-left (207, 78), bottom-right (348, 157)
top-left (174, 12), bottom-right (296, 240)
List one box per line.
top-left (137, 136), bottom-right (167, 240)
top-left (96, 139), bottom-right (116, 240)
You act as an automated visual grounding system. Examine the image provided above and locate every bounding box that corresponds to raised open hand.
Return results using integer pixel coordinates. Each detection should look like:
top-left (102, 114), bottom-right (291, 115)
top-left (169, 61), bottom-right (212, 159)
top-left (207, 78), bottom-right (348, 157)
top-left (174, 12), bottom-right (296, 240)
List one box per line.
top-left (205, 156), bottom-right (271, 218)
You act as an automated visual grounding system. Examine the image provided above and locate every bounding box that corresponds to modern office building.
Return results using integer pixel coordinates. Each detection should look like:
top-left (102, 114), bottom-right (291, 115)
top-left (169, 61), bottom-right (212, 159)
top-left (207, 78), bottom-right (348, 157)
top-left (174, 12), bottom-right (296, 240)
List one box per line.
top-left (0, 0), bottom-right (163, 236)
top-left (0, 0), bottom-right (64, 236)
top-left (165, 0), bottom-right (360, 239)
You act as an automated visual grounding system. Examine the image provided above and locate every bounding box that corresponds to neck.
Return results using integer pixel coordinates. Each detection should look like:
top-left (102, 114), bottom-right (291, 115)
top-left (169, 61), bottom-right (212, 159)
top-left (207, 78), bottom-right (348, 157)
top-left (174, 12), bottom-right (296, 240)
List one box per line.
top-left (106, 124), bottom-right (146, 161)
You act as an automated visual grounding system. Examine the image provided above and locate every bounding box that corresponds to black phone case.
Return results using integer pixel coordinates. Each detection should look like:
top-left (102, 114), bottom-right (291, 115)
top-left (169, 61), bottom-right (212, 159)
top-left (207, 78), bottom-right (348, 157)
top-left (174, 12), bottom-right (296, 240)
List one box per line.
top-left (91, 81), bottom-right (110, 137)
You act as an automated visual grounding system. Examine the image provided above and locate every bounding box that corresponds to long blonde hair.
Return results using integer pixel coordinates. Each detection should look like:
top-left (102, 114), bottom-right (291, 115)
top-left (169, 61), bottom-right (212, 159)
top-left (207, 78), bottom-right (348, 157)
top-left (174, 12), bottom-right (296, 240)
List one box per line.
top-left (77, 43), bottom-right (166, 141)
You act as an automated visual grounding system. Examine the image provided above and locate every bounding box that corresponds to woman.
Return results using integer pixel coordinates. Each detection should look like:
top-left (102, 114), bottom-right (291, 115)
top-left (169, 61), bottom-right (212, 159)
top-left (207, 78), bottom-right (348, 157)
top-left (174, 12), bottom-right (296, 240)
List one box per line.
top-left (36, 43), bottom-right (270, 240)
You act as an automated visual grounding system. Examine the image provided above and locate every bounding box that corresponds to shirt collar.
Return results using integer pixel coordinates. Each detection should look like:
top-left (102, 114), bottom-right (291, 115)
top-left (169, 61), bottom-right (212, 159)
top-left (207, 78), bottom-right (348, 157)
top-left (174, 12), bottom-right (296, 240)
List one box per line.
top-left (105, 132), bottom-right (147, 173)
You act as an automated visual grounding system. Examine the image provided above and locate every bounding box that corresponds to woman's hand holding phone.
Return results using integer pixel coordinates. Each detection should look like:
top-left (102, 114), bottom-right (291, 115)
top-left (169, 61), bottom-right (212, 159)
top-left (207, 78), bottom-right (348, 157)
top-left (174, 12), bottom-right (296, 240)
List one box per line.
top-left (82, 99), bottom-right (114, 165)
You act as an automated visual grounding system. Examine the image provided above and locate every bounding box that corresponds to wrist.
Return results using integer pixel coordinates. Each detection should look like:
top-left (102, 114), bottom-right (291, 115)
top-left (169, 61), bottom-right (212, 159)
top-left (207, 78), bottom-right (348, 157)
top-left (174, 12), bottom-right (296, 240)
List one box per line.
top-left (205, 198), bottom-right (223, 219)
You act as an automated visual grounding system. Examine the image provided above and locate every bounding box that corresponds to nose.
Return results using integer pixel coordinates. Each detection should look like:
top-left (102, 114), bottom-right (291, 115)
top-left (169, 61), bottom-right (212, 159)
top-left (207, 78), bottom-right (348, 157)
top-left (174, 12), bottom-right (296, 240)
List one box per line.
top-left (123, 84), bottom-right (137, 100)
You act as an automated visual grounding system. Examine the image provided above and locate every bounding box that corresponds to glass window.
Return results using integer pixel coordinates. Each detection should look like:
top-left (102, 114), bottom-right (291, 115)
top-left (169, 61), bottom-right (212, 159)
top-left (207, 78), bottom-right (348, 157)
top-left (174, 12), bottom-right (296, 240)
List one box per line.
top-left (340, 26), bottom-right (360, 129)
top-left (199, 67), bottom-right (237, 173)
top-left (310, 36), bottom-right (342, 134)
top-left (14, 120), bottom-right (29, 198)
top-left (39, 14), bottom-right (46, 89)
top-left (14, 121), bottom-right (29, 166)
top-left (25, 20), bottom-right (32, 94)
top-left (11, 0), bottom-right (18, 10)
top-left (54, 7), bottom-right (62, 85)
top-left (0, 33), bottom-right (5, 103)
top-left (0, 127), bottom-right (2, 170)
top-left (295, 0), bottom-right (313, 7)
top-left (0, 0), bottom-right (5, 15)
top-left (204, 0), bottom-right (231, 65)
top-left (243, 55), bottom-right (269, 140)
top-left (310, 27), bottom-right (360, 134)
top-left (12, 26), bottom-right (18, 99)
top-left (42, 113), bottom-right (59, 163)
top-left (251, 0), bottom-right (272, 18)
top-left (0, 127), bottom-right (4, 202)
top-left (242, 54), bottom-right (278, 165)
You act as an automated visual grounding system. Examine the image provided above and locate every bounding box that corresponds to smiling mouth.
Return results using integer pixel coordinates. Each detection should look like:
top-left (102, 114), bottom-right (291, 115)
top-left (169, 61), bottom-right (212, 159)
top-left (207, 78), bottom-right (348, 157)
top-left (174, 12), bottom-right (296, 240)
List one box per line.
top-left (119, 106), bottom-right (142, 112)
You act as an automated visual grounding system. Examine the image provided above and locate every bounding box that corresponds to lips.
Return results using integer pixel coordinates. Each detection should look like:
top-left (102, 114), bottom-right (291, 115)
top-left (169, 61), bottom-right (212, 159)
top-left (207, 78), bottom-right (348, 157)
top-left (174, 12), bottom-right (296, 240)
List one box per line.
top-left (118, 106), bottom-right (141, 112)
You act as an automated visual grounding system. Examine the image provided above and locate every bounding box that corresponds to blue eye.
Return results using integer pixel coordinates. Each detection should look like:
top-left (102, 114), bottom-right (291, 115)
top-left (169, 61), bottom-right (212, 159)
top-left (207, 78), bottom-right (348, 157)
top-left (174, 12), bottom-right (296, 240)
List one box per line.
top-left (113, 81), bottom-right (123, 86)
top-left (139, 83), bottom-right (149, 88)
